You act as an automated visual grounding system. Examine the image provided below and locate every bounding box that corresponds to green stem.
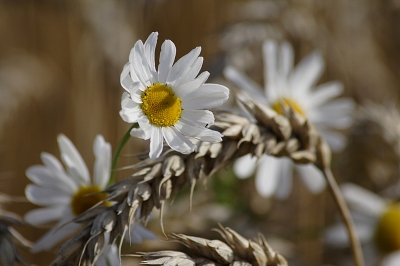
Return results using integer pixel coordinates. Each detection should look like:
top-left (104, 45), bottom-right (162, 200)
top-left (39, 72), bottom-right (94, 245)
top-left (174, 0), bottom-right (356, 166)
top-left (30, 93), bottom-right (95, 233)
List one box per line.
top-left (109, 124), bottom-right (138, 186)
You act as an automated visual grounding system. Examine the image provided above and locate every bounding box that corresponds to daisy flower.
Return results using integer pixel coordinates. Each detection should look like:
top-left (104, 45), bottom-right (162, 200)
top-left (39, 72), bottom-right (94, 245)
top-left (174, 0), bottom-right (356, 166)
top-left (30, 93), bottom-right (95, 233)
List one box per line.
top-left (325, 183), bottom-right (400, 266)
top-left (24, 134), bottom-right (156, 264)
top-left (120, 32), bottom-right (230, 159)
top-left (224, 40), bottom-right (354, 198)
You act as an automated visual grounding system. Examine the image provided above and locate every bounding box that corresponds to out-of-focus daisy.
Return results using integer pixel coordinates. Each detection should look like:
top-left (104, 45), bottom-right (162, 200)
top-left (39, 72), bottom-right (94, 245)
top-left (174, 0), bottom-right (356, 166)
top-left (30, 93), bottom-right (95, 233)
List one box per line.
top-left (120, 32), bottom-right (229, 159)
top-left (325, 183), bottom-right (400, 266)
top-left (224, 40), bottom-right (354, 198)
top-left (24, 134), bottom-right (156, 264)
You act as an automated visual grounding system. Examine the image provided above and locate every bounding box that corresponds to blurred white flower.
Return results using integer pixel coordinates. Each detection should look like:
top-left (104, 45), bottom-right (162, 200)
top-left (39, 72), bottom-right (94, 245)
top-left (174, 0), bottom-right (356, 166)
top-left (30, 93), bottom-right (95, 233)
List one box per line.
top-left (224, 40), bottom-right (354, 198)
top-left (120, 32), bottom-right (229, 159)
top-left (24, 134), bottom-right (156, 265)
top-left (325, 183), bottom-right (400, 266)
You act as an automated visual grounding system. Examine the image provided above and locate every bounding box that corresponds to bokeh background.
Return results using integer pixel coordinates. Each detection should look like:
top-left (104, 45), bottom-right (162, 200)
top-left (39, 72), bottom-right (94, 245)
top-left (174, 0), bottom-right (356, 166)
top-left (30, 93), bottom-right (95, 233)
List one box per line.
top-left (1, 0), bottom-right (400, 265)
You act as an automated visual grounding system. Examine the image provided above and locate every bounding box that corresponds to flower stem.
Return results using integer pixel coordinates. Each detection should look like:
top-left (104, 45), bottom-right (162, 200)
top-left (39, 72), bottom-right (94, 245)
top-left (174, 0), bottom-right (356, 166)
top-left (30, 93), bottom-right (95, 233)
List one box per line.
top-left (109, 124), bottom-right (138, 186)
top-left (323, 167), bottom-right (365, 266)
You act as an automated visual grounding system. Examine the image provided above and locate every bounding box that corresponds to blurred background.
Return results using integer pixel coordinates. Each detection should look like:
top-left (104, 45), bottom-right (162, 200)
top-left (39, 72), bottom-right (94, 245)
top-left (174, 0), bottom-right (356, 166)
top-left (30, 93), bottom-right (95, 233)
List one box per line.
top-left (1, 0), bottom-right (400, 265)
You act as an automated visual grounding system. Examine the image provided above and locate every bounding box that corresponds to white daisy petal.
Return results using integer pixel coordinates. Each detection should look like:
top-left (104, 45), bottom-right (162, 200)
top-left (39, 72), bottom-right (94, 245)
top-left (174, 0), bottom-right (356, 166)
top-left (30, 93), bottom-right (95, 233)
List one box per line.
top-left (26, 166), bottom-right (75, 194)
top-left (174, 71), bottom-right (210, 99)
top-left (131, 118), bottom-right (152, 140)
top-left (162, 127), bottom-right (195, 155)
top-left (174, 56), bottom-right (204, 87)
top-left (24, 205), bottom-right (67, 225)
top-left (279, 42), bottom-right (294, 80)
top-left (58, 134), bottom-right (90, 184)
top-left (233, 154), bottom-right (257, 179)
top-left (174, 121), bottom-right (222, 142)
top-left (180, 110), bottom-right (215, 127)
top-left (181, 84), bottom-right (229, 109)
top-left (25, 184), bottom-right (70, 206)
top-left (255, 156), bottom-right (281, 197)
top-left (341, 183), bottom-right (387, 217)
top-left (274, 158), bottom-right (294, 199)
top-left (381, 251), bottom-right (400, 266)
top-left (93, 135), bottom-right (111, 189)
top-left (324, 222), bottom-right (374, 247)
top-left (223, 66), bottom-right (265, 102)
top-left (289, 51), bottom-right (324, 94)
top-left (295, 163), bottom-right (326, 194)
top-left (130, 40), bottom-right (152, 87)
top-left (167, 47), bottom-right (201, 86)
top-left (306, 81), bottom-right (344, 108)
top-left (263, 40), bottom-right (279, 100)
top-left (318, 129), bottom-right (347, 152)
top-left (120, 62), bottom-right (134, 92)
top-left (39, 153), bottom-right (78, 190)
top-left (96, 244), bottom-right (120, 266)
top-left (149, 127), bottom-right (164, 159)
top-left (317, 99), bottom-right (355, 120)
top-left (144, 32), bottom-right (158, 78)
top-left (120, 93), bottom-right (142, 123)
top-left (127, 223), bottom-right (158, 244)
top-left (158, 40), bottom-right (176, 84)
top-left (31, 221), bottom-right (80, 253)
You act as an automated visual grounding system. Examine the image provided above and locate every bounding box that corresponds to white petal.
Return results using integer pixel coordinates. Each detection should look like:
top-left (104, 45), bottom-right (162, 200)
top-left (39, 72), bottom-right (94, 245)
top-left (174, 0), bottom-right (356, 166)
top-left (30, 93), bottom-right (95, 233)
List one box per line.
top-left (382, 251), bottom-right (400, 266)
top-left (262, 40), bottom-right (280, 100)
top-left (58, 134), bottom-right (90, 184)
top-left (26, 166), bottom-right (74, 194)
top-left (295, 164), bottom-right (326, 194)
top-left (289, 51), bottom-right (324, 95)
top-left (31, 221), bottom-right (80, 253)
top-left (25, 184), bottom-right (70, 206)
top-left (130, 118), bottom-right (152, 140)
top-left (318, 129), bottom-right (347, 152)
top-left (223, 66), bottom-right (265, 101)
top-left (174, 120), bottom-right (222, 142)
top-left (120, 62), bottom-right (134, 92)
top-left (180, 110), bottom-right (215, 127)
top-left (255, 156), bottom-right (281, 197)
top-left (93, 135), bottom-right (111, 189)
top-left (162, 127), bottom-right (195, 155)
top-left (341, 183), bottom-right (387, 217)
top-left (130, 128), bottom-right (149, 140)
top-left (130, 40), bottom-right (152, 87)
top-left (274, 158), bottom-right (294, 199)
top-left (119, 93), bottom-right (142, 123)
top-left (181, 84), bottom-right (229, 109)
top-left (128, 223), bottom-right (157, 244)
top-left (40, 153), bottom-right (79, 190)
top-left (233, 154), bottom-right (257, 179)
top-left (96, 244), bottom-right (120, 266)
top-left (306, 81), bottom-right (344, 108)
top-left (144, 32), bottom-right (158, 78)
top-left (173, 56), bottom-right (204, 87)
top-left (158, 40), bottom-right (176, 84)
top-left (149, 127), bottom-right (164, 159)
top-left (25, 205), bottom-right (67, 225)
top-left (174, 71), bottom-right (209, 99)
top-left (167, 47), bottom-right (201, 86)
top-left (324, 222), bottom-right (373, 247)
top-left (278, 42), bottom-right (294, 81)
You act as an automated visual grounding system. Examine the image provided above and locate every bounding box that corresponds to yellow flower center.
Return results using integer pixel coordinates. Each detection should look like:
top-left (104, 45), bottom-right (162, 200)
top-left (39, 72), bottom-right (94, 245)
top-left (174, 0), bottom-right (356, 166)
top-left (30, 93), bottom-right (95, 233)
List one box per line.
top-left (141, 83), bottom-right (182, 127)
top-left (272, 98), bottom-right (305, 117)
top-left (375, 204), bottom-right (400, 253)
top-left (71, 186), bottom-right (110, 216)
